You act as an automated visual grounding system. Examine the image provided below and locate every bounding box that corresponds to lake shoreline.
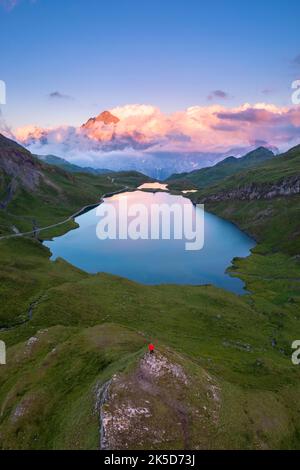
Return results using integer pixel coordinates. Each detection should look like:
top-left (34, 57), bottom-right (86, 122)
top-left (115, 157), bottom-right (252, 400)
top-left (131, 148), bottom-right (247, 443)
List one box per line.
top-left (45, 185), bottom-right (256, 295)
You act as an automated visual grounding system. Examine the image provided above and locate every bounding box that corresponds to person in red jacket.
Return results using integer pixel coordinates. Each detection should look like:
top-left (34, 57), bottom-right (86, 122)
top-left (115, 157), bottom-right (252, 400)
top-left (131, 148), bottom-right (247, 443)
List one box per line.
top-left (148, 343), bottom-right (155, 355)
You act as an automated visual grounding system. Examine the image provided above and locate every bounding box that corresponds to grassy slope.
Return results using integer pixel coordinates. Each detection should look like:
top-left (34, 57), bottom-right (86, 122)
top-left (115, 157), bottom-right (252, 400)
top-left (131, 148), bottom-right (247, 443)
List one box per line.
top-left (197, 145), bottom-right (300, 191)
top-left (0, 134), bottom-right (151, 237)
top-left (0, 166), bottom-right (150, 239)
top-left (0, 146), bottom-right (300, 449)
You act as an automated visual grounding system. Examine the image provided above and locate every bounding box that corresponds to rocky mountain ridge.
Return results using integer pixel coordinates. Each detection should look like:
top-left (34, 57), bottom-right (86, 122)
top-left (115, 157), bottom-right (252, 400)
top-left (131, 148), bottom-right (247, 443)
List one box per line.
top-left (201, 175), bottom-right (300, 202)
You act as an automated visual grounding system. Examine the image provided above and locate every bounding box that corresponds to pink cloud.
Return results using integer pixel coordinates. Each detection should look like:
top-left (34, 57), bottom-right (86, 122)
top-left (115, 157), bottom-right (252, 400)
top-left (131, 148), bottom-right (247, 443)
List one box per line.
top-left (12, 102), bottom-right (300, 160)
top-left (0, 0), bottom-right (37, 10)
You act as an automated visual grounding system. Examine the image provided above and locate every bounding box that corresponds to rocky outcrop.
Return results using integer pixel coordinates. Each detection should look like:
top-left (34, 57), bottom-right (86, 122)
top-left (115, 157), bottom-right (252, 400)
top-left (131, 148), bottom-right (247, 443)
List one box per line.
top-left (201, 175), bottom-right (300, 202)
top-left (0, 133), bottom-right (43, 191)
top-left (0, 134), bottom-right (70, 210)
top-left (97, 350), bottom-right (221, 450)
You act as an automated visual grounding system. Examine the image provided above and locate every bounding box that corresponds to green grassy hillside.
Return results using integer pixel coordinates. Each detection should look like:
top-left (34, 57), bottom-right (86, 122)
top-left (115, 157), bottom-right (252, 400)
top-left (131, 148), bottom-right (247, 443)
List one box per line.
top-left (167, 147), bottom-right (275, 189)
top-left (0, 137), bottom-right (299, 450)
top-left (199, 145), bottom-right (300, 190)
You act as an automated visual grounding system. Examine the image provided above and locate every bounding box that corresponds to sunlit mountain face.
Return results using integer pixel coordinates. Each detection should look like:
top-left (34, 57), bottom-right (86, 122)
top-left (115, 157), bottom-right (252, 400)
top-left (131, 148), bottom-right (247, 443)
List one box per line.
top-left (1, 0), bottom-right (300, 180)
top-left (10, 103), bottom-right (299, 178)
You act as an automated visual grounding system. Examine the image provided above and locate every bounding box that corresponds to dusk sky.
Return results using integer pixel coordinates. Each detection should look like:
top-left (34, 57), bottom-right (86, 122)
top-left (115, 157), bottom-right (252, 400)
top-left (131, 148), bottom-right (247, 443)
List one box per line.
top-left (1, 0), bottom-right (300, 163)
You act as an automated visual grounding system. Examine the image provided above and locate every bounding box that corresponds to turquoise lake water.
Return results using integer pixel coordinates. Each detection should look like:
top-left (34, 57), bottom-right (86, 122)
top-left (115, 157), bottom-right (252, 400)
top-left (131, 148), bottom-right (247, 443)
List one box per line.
top-left (44, 188), bottom-right (256, 294)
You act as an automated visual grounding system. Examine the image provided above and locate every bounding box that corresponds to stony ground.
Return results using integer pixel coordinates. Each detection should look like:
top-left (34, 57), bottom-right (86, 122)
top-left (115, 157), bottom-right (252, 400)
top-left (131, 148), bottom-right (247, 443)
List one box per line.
top-left (99, 350), bottom-right (221, 450)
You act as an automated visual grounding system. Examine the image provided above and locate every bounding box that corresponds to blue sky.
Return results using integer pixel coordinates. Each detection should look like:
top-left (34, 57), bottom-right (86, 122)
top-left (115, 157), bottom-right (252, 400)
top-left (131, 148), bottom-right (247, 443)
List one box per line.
top-left (1, 0), bottom-right (300, 128)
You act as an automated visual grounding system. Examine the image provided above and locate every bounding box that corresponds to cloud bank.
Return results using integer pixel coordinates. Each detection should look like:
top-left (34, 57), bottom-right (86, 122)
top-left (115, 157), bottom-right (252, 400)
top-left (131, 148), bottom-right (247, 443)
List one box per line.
top-left (2, 102), bottom-right (297, 177)
top-left (12, 102), bottom-right (300, 157)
